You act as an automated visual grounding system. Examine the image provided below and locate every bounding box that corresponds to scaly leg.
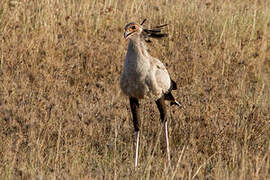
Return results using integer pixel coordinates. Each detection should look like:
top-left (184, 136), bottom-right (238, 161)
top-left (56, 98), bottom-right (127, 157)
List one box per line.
top-left (163, 121), bottom-right (171, 168)
top-left (156, 95), bottom-right (171, 168)
top-left (135, 131), bottom-right (139, 167)
top-left (130, 97), bottom-right (140, 167)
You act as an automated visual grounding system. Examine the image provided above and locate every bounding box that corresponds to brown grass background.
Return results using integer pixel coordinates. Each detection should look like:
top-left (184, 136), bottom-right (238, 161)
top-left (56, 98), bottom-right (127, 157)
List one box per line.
top-left (0, 0), bottom-right (270, 179)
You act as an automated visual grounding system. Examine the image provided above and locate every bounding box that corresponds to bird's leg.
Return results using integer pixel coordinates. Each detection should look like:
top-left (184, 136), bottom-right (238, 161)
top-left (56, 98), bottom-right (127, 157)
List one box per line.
top-left (129, 97), bottom-right (140, 167)
top-left (163, 121), bottom-right (171, 168)
top-left (135, 131), bottom-right (139, 167)
top-left (156, 96), bottom-right (171, 168)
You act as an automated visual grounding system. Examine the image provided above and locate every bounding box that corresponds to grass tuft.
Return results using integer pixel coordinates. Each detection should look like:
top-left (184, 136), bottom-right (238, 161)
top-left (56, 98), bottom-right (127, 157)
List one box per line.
top-left (0, 0), bottom-right (270, 179)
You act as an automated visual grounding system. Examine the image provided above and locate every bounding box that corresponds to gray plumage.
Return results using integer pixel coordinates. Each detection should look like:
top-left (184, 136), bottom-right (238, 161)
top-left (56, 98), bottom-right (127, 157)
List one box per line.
top-left (120, 22), bottom-right (171, 100)
top-left (119, 20), bottom-right (181, 168)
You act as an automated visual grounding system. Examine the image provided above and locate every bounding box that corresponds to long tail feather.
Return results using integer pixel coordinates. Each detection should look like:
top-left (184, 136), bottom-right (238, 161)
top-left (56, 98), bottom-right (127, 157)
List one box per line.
top-left (171, 79), bottom-right (177, 90)
top-left (165, 79), bottom-right (181, 107)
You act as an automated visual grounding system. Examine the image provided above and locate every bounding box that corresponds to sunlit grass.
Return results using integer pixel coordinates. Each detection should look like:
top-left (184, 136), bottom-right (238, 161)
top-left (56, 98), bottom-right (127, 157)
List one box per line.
top-left (0, 0), bottom-right (269, 179)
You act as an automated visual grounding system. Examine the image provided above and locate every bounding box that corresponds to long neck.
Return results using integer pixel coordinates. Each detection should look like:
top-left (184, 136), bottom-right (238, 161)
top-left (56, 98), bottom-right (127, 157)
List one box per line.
top-left (127, 36), bottom-right (150, 59)
top-left (124, 36), bottom-right (151, 75)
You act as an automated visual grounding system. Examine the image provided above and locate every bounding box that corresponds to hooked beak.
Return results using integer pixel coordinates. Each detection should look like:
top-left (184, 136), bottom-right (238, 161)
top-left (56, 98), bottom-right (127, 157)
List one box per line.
top-left (124, 31), bottom-right (133, 39)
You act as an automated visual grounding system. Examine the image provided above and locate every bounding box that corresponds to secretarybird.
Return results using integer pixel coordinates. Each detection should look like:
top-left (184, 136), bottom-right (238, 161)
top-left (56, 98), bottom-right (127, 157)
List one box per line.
top-left (120, 19), bottom-right (181, 168)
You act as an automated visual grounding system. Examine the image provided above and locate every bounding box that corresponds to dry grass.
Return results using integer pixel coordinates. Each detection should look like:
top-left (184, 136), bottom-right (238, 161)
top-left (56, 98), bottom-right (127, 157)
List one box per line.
top-left (0, 0), bottom-right (270, 179)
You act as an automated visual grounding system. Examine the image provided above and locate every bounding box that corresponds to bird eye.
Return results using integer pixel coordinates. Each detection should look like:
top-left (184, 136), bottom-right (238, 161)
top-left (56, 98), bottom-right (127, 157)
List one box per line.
top-left (131, 25), bottom-right (136, 30)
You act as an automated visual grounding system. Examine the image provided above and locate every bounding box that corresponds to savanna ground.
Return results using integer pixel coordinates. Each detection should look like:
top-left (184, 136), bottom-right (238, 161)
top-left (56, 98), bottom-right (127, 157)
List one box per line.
top-left (0, 0), bottom-right (270, 179)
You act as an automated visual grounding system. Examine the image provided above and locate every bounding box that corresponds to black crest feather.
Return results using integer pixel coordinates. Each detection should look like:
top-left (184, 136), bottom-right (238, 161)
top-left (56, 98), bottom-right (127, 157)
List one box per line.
top-left (141, 19), bottom-right (147, 25)
top-left (141, 19), bottom-right (168, 43)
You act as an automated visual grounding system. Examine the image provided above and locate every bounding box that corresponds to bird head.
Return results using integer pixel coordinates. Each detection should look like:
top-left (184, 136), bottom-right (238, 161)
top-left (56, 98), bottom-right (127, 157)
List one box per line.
top-left (124, 22), bottom-right (143, 40)
top-left (124, 19), bottom-right (168, 43)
